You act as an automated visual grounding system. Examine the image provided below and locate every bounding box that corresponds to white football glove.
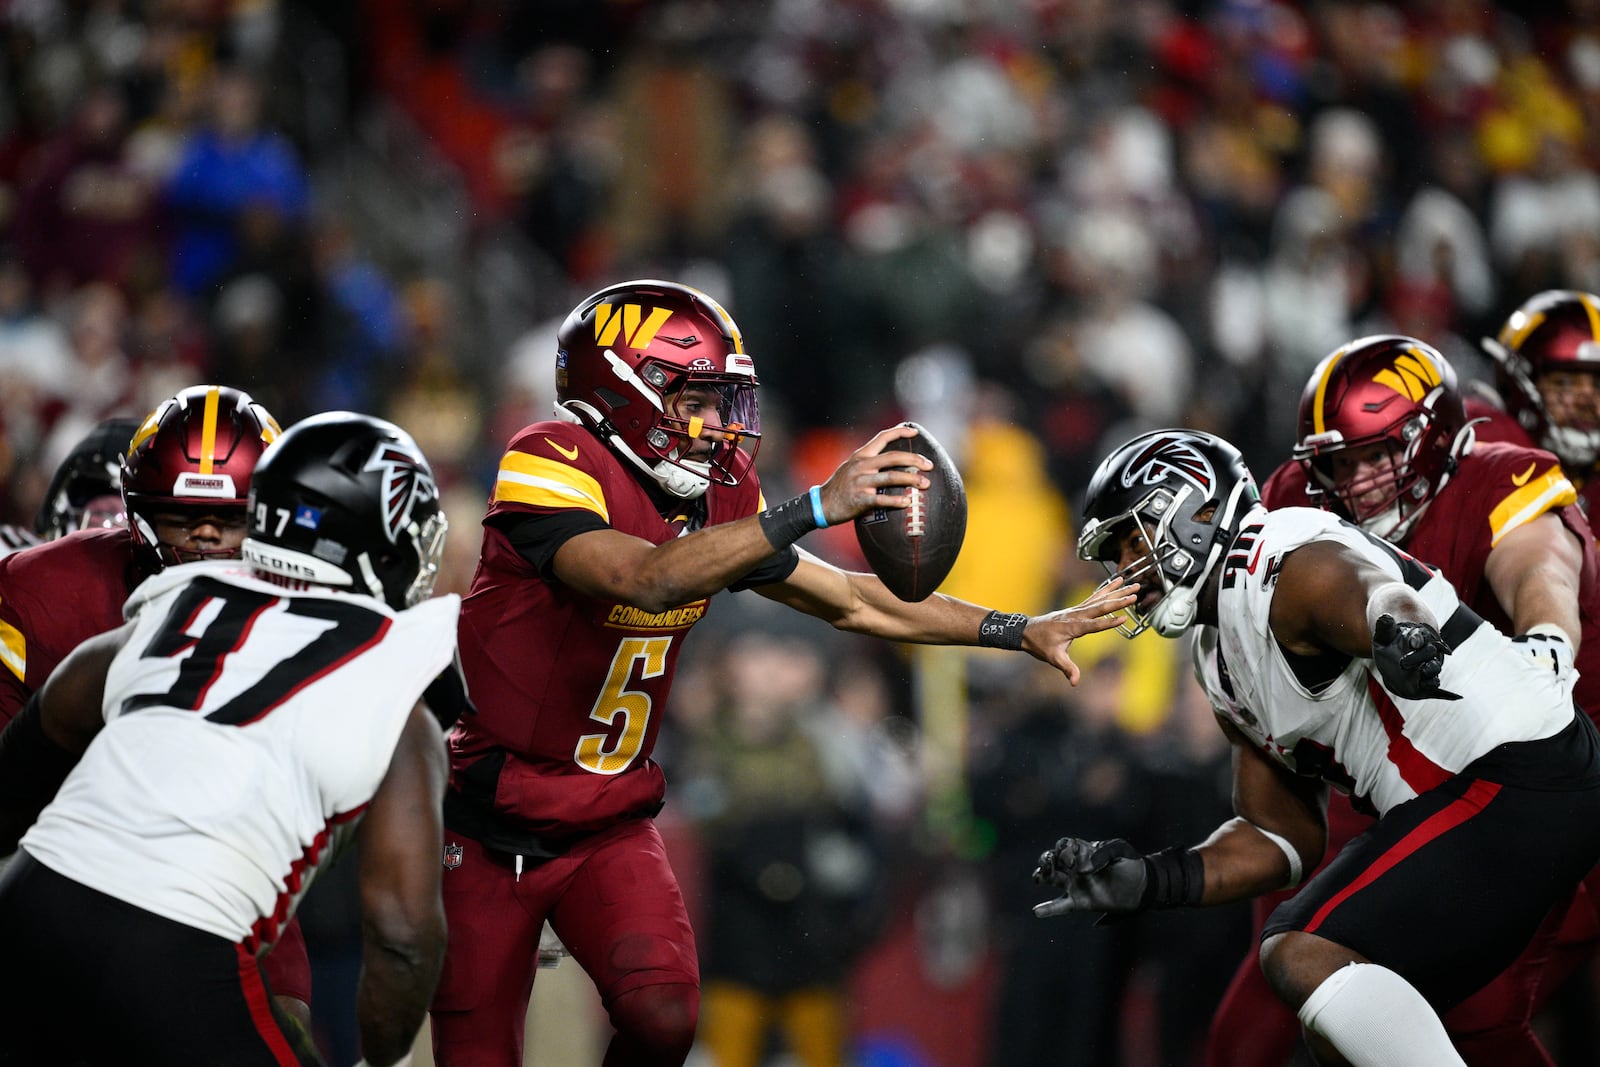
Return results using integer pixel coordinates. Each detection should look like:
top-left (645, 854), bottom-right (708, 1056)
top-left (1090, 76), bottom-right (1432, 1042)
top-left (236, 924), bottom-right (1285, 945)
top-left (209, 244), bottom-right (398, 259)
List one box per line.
top-left (1512, 624), bottom-right (1576, 685)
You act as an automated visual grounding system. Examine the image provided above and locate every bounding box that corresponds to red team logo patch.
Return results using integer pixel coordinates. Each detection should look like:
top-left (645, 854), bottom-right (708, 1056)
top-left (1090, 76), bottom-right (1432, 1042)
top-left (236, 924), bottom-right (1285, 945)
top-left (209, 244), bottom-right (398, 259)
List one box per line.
top-left (443, 842), bottom-right (463, 871)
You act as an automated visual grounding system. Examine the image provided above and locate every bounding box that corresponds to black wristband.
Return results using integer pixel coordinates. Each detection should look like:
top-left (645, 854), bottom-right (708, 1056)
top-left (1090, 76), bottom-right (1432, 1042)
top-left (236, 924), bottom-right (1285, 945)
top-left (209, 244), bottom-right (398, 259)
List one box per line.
top-left (758, 492), bottom-right (818, 551)
top-left (1140, 846), bottom-right (1205, 909)
top-left (978, 610), bottom-right (1029, 650)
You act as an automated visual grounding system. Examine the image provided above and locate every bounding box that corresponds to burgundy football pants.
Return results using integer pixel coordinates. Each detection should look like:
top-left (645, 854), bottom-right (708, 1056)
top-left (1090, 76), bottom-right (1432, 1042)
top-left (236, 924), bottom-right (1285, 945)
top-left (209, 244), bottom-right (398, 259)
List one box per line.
top-left (429, 817), bottom-right (701, 1067)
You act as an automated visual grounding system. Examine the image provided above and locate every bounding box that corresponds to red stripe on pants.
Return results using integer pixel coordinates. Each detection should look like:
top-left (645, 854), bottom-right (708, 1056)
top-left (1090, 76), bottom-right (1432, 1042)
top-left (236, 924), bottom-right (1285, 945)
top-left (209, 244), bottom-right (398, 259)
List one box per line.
top-left (1305, 778), bottom-right (1502, 935)
top-left (236, 942), bottom-right (298, 1065)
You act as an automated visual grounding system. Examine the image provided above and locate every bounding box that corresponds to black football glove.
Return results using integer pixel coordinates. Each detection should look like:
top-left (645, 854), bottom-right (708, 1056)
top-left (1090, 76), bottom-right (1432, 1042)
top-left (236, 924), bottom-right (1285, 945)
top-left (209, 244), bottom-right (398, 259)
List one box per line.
top-left (422, 649), bottom-right (475, 729)
top-left (1370, 613), bottom-right (1460, 701)
top-left (1031, 838), bottom-right (1150, 919)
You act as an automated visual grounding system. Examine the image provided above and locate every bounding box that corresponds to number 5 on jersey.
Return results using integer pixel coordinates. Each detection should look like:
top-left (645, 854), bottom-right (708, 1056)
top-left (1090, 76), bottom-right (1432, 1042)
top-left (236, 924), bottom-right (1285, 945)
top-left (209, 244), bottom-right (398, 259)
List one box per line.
top-left (575, 636), bottom-right (670, 774)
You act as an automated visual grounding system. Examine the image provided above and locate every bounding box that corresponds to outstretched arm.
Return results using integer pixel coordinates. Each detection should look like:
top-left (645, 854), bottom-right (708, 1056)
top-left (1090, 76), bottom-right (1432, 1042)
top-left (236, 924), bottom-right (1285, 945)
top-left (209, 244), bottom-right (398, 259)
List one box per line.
top-left (355, 702), bottom-right (448, 1067)
top-left (758, 558), bottom-right (1135, 685)
top-left (1033, 719), bottom-right (1327, 918)
top-left (1485, 512), bottom-right (1583, 645)
top-left (550, 424), bottom-right (933, 614)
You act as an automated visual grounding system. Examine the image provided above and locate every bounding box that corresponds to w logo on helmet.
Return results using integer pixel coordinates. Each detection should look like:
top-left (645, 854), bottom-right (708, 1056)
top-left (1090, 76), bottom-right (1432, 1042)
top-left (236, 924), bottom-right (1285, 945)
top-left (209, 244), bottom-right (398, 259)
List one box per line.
top-left (1120, 435), bottom-right (1216, 495)
top-left (1371, 347), bottom-right (1442, 401)
top-left (595, 303), bottom-right (674, 350)
top-left (365, 441), bottom-right (438, 543)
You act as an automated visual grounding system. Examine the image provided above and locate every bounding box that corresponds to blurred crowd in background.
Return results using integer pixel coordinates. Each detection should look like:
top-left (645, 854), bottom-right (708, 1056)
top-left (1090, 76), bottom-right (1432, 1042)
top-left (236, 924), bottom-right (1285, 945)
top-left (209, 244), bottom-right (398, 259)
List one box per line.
top-left (3, 0), bottom-right (1599, 1064)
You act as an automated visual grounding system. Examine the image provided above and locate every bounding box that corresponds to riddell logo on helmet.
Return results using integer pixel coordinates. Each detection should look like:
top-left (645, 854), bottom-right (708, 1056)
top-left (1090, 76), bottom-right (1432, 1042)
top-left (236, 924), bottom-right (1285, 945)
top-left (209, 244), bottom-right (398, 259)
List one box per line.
top-left (595, 304), bottom-right (674, 350)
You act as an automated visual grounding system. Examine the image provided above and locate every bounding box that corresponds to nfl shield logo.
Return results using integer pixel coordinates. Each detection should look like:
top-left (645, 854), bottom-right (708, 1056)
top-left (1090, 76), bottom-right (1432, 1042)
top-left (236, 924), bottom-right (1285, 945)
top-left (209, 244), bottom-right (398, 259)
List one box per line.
top-left (443, 842), bottom-right (464, 871)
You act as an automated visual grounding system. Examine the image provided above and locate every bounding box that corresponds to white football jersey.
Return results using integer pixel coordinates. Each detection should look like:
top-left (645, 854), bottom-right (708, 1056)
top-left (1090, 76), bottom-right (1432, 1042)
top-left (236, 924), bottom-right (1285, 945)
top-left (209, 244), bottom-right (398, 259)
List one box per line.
top-left (1193, 507), bottom-right (1576, 817)
top-left (20, 561), bottom-right (459, 948)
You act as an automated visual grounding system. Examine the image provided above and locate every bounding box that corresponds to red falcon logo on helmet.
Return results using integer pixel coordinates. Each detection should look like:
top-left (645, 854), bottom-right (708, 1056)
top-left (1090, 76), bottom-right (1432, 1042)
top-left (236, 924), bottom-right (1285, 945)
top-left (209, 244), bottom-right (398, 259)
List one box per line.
top-left (364, 440), bottom-right (438, 543)
top-left (1120, 435), bottom-right (1217, 495)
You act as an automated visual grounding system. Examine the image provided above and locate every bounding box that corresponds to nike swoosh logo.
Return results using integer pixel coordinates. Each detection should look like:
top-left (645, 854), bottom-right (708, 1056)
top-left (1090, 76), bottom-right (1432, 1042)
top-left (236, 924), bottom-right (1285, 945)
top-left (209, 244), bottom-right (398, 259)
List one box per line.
top-left (546, 439), bottom-right (579, 461)
top-left (1511, 463), bottom-right (1537, 487)
top-left (1247, 542), bottom-right (1264, 575)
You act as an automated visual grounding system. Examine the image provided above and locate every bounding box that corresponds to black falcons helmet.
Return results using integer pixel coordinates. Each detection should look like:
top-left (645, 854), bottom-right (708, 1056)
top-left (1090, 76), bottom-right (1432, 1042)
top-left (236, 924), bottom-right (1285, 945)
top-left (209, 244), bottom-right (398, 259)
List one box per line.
top-left (36, 417), bottom-right (142, 540)
top-left (1078, 428), bottom-right (1262, 638)
top-left (241, 412), bottom-right (447, 610)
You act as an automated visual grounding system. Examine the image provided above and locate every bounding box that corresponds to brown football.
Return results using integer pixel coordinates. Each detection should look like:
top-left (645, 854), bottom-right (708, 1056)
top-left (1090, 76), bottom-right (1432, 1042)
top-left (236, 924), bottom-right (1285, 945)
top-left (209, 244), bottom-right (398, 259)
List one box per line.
top-left (854, 422), bottom-right (968, 602)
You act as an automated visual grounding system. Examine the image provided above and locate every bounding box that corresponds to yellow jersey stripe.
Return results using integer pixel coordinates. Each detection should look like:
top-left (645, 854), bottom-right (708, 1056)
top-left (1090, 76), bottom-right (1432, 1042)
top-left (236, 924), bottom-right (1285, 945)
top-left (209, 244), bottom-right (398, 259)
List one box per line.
top-left (1489, 469), bottom-right (1578, 546)
top-left (495, 452), bottom-right (609, 521)
top-left (0, 616), bottom-right (25, 683)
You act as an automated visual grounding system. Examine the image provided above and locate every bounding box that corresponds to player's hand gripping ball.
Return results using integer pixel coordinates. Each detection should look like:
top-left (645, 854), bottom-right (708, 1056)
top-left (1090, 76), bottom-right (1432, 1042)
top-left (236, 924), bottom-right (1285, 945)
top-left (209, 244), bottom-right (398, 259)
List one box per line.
top-left (854, 422), bottom-right (968, 602)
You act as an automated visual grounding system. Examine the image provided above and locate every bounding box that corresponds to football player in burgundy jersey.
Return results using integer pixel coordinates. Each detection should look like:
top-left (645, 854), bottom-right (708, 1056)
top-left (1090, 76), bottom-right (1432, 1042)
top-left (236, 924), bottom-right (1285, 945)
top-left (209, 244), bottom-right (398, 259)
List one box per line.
top-left (0, 386), bottom-right (319, 1033)
top-left (1037, 427), bottom-right (1600, 1067)
top-left (1208, 336), bottom-right (1600, 1066)
top-left (428, 279), bottom-right (1137, 1067)
top-left (1471, 289), bottom-right (1600, 518)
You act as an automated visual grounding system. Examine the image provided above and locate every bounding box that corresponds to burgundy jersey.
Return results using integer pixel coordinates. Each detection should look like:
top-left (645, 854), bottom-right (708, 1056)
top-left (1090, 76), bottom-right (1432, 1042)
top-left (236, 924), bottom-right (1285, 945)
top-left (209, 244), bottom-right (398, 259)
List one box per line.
top-left (1263, 441), bottom-right (1600, 714)
top-left (1468, 393), bottom-right (1600, 519)
top-left (0, 528), bottom-right (138, 727)
top-left (452, 420), bottom-right (768, 837)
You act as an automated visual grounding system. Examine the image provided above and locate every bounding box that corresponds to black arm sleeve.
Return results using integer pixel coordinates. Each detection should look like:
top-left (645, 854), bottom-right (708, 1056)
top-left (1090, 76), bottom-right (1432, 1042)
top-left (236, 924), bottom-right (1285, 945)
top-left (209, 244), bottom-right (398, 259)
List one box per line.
top-left (490, 510), bottom-right (611, 580)
top-left (729, 545), bottom-right (801, 591)
top-left (0, 693), bottom-right (79, 853)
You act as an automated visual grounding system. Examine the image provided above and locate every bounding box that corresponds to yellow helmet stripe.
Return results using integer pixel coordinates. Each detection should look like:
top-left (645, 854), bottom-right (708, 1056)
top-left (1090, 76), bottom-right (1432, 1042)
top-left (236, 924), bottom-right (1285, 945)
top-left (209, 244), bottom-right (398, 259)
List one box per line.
top-left (198, 386), bottom-right (221, 475)
top-left (1502, 309), bottom-right (1547, 349)
top-left (129, 408), bottom-right (161, 456)
top-left (1581, 293), bottom-right (1600, 342)
top-left (1311, 346), bottom-right (1349, 436)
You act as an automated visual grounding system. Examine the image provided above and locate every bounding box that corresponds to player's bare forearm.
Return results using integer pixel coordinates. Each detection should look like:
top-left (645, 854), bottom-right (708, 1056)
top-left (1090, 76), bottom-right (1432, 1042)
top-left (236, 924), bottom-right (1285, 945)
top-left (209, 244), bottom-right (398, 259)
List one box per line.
top-left (1192, 818), bottom-right (1308, 903)
top-left (357, 706), bottom-right (447, 1065)
top-left (1208, 722), bottom-right (1328, 900)
top-left (555, 429), bottom-right (932, 614)
top-left (356, 932), bottom-right (442, 1065)
top-left (557, 513), bottom-right (794, 614)
top-left (761, 562), bottom-right (1134, 683)
top-left (1487, 515), bottom-right (1584, 644)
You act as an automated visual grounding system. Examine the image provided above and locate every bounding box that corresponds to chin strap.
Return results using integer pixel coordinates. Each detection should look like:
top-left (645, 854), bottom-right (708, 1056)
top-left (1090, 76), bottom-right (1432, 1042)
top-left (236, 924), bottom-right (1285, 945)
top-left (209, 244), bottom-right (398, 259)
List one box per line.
top-left (557, 401), bottom-right (710, 499)
top-left (1152, 496), bottom-right (1263, 638)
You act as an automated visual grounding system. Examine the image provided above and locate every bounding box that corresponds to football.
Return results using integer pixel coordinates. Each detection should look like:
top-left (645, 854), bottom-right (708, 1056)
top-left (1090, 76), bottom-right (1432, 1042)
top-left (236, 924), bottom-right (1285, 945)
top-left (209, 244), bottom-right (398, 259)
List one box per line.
top-left (854, 422), bottom-right (968, 602)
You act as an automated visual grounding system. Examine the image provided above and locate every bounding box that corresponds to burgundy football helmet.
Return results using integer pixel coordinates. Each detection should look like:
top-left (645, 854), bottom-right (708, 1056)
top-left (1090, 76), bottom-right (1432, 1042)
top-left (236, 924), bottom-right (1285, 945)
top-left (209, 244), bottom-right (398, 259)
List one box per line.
top-left (1292, 335), bottom-right (1472, 542)
top-left (1483, 289), bottom-right (1600, 469)
top-left (554, 279), bottom-right (760, 499)
top-left (121, 385), bottom-right (282, 568)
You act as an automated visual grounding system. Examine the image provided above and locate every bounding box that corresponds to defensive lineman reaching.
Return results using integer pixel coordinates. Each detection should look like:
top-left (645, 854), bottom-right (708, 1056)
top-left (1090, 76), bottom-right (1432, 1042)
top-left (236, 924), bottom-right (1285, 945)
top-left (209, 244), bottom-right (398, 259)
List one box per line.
top-left (1033, 428), bottom-right (1600, 1067)
top-left (430, 278), bottom-right (1135, 1066)
top-left (0, 412), bottom-right (456, 1066)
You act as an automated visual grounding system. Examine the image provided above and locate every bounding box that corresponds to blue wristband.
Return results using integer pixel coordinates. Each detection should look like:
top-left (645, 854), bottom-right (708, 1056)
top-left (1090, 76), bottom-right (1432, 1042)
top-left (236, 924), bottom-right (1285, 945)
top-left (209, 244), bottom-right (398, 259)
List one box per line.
top-left (809, 485), bottom-right (829, 529)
